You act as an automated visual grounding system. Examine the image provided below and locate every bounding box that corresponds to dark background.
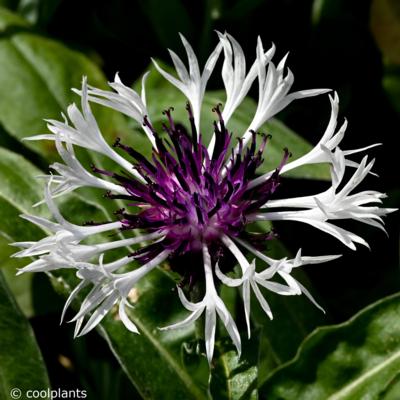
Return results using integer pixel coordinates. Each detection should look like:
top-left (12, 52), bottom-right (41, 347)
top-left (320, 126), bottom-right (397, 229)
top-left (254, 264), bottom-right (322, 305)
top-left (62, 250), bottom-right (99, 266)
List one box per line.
top-left (6, 0), bottom-right (398, 397)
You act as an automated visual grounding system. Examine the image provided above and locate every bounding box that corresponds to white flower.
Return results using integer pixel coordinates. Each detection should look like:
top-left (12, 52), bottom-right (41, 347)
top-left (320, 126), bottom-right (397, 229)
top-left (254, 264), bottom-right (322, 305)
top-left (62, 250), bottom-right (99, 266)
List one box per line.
top-left (218, 33), bottom-right (276, 125)
top-left (13, 32), bottom-right (395, 365)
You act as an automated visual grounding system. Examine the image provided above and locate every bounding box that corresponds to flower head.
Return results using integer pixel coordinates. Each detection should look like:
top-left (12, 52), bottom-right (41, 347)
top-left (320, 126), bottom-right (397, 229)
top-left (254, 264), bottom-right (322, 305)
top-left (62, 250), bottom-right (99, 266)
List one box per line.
top-left (13, 32), bottom-right (395, 364)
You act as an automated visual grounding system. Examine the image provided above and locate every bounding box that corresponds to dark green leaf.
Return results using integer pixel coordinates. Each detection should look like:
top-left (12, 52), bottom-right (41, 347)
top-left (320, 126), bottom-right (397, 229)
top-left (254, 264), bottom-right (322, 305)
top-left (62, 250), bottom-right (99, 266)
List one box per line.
top-left (260, 292), bottom-right (400, 399)
top-left (311, 0), bottom-right (348, 26)
top-left (0, 146), bottom-right (47, 240)
top-left (0, 270), bottom-right (50, 396)
top-left (383, 64), bottom-right (400, 114)
top-left (210, 332), bottom-right (260, 400)
top-left (370, 0), bottom-right (400, 65)
top-left (16, 0), bottom-right (62, 26)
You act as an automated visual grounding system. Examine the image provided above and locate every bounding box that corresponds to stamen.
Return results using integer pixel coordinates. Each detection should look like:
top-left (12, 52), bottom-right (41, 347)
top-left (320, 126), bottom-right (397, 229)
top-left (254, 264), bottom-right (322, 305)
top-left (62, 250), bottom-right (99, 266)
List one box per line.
top-left (162, 107), bottom-right (176, 130)
top-left (186, 102), bottom-right (198, 152)
top-left (193, 193), bottom-right (204, 225)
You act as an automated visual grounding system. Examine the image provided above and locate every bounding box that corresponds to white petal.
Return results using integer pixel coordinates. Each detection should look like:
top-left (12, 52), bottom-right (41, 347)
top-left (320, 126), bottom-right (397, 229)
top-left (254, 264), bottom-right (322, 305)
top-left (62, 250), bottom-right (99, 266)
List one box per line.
top-left (296, 281), bottom-right (325, 313)
top-left (205, 306), bottom-right (216, 364)
top-left (255, 278), bottom-right (296, 295)
top-left (242, 279), bottom-right (251, 338)
top-left (250, 280), bottom-right (273, 320)
top-left (177, 286), bottom-right (201, 311)
top-left (215, 262), bottom-right (243, 287)
top-left (60, 280), bottom-right (88, 324)
top-left (159, 308), bottom-right (203, 331)
top-left (77, 292), bottom-right (118, 336)
top-left (215, 302), bottom-right (242, 358)
top-left (119, 300), bottom-right (139, 334)
top-left (70, 283), bottom-right (114, 322)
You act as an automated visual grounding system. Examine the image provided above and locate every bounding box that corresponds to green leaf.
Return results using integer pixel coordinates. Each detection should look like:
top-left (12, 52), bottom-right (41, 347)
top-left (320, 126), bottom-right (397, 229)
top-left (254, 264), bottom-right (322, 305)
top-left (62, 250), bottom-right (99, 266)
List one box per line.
top-left (0, 270), bottom-right (50, 396)
top-left (259, 292), bottom-right (400, 399)
top-left (0, 7), bottom-right (128, 161)
top-left (383, 64), bottom-right (400, 114)
top-left (311, 0), bottom-right (348, 26)
top-left (16, 0), bottom-right (62, 26)
top-left (0, 146), bottom-right (47, 241)
top-left (370, 0), bottom-right (400, 65)
top-left (210, 332), bottom-right (260, 400)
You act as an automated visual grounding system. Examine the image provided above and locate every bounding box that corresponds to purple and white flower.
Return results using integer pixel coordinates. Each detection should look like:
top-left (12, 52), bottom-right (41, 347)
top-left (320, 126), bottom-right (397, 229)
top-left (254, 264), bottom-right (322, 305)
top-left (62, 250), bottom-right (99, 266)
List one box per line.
top-left (12, 32), bottom-right (394, 363)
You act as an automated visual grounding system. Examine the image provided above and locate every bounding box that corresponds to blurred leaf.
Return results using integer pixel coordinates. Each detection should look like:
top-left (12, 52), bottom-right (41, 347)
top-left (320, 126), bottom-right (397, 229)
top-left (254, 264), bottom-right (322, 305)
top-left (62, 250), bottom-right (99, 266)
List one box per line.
top-left (259, 292), bottom-right (400, 399)
top-left (0, 146), bottom-right (60, 318)
top-left (370, 0), bottom-right (400, 65)
top-left (253, 268), bottom-right (329, 383)
top-left (70, 335), bottom-right (142, 400)
top-left (0, 0), bottom-right (17, 9)
top-left (0, 7), bottom-right (128, 162)
top-left (0, 146), bottom-right (47, 241)
top-left (383, 64), bottom-right (400, 114)
top-left (311, 0), bottom-right (347, 26)
top-left (16, 0), bottom-right (61, 26)
top-left (379, 372), bottom-right (400, 399)
top-left (0, 270), bottom-right (50, 395)
top-left (180, 339), bottom-right (210, 391)
top-left (210, 333), bottom-right (260, 399)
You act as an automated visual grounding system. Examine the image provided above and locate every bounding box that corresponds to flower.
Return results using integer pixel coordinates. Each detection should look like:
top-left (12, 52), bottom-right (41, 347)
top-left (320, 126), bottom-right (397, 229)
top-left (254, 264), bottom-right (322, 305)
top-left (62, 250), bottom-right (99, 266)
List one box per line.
top-left (13, 32), bottom-right (394, 364)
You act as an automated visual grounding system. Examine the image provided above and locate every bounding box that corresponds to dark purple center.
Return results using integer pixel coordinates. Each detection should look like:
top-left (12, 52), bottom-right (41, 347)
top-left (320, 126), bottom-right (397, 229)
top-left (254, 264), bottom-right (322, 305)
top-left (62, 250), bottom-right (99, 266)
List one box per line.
top-left (93, 104), bottom-right (289, 264)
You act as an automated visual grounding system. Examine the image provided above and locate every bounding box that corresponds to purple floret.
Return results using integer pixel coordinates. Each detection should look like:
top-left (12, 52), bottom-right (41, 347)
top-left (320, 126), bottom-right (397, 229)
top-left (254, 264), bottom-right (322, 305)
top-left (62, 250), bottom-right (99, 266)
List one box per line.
top-left (93, 104), bottom-right (289, 271)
